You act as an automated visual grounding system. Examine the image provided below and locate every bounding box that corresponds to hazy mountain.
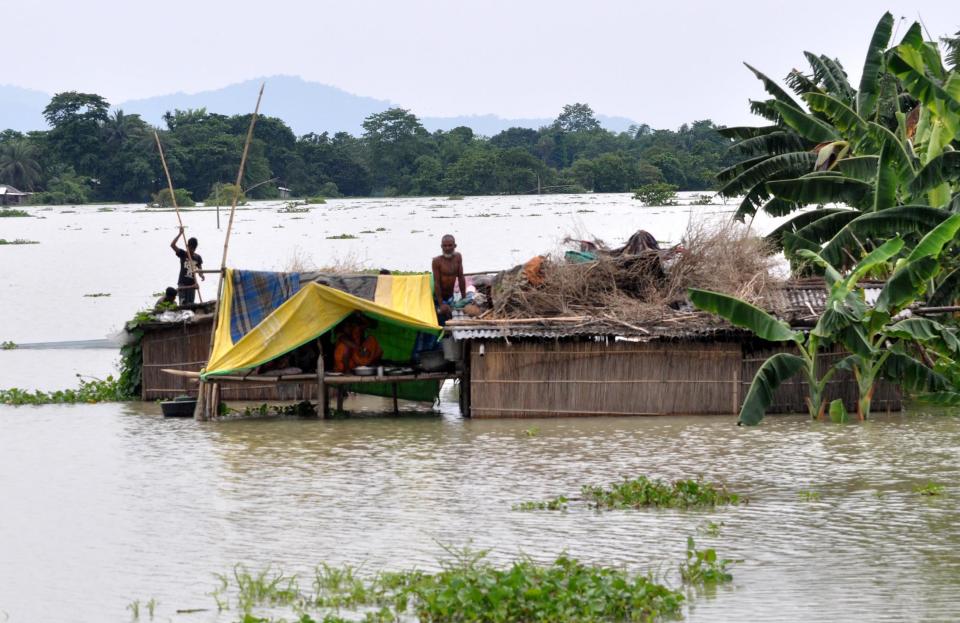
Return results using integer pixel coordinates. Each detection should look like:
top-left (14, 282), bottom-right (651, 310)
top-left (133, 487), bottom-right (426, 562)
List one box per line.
top-left (119, 75), bottom-right (396, 136)
top-left (1, 76), bottom-right (640, 136)
top-left (0, 85), bottom-right (51, 132)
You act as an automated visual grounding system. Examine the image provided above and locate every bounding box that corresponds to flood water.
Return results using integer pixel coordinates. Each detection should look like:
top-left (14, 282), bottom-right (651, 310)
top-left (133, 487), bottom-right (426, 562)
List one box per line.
top-left (2, 195), bottom-right (959, 622)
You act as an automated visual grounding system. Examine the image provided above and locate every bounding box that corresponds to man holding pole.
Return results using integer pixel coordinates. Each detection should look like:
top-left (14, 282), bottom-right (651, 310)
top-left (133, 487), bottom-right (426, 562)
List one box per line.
top-left (170, 226), bottom-right (204, 305)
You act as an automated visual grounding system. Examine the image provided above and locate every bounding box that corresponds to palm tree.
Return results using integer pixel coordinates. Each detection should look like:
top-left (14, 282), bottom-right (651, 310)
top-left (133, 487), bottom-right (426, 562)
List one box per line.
top-left (0, 139), bottom-right (42, 191)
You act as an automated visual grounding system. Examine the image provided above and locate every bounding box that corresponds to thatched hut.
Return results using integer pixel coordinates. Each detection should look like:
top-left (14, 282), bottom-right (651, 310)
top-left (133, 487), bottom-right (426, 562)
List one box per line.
top-left (448, 281), bottom-right (901, 418)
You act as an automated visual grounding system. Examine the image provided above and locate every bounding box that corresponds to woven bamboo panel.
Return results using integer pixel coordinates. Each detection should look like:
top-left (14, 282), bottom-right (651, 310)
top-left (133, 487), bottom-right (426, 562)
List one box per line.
top-left (141, 317), bottom-right (311, 401)
top-left (469, 340), bottom-right (742, 418)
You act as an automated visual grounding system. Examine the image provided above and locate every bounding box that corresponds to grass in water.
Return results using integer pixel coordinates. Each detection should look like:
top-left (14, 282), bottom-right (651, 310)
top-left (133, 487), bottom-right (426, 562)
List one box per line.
top-left (1, 375), bottom-right (130, 405)
top-left (212, 545), bottom-right (692, 622)
top-left (679, 537), bottom-right (739, 585)
top-left (0, 208), bottom-right (30, 217)
top-left (0, 238), bottom-right (39, 245)
top-left (582, 476), bottom-right (741, 509)
top-left (326, 234), bottom-right (358, 240)
top-left (914, 482), bottom-right (945, 496)
top-left (512, 495), bottom-right (569, 511)
top-left (797, 489), bottom-right (822, 502)
top-left (1, 341), bottom-right (16, 350)
top-left (83, 292), bottom-right (111, 297)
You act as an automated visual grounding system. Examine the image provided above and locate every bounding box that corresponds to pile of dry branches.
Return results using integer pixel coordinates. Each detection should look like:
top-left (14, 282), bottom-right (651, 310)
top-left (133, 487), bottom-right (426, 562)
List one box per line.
top-left (491, 220), bottom-right (782, 321)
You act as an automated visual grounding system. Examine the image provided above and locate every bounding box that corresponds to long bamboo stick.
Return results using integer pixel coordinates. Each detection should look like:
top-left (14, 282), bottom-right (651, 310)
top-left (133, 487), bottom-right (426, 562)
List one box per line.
top-left (154, 131), bottom-right (202, 302)
top-left (195, 83), bottom-right (265, 420)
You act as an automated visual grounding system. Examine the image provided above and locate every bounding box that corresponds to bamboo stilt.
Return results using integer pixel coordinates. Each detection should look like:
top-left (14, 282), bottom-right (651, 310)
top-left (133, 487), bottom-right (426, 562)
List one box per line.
top-left (154, 131), bottom-right (202, 303)
top-left (195, 83), bottom-right (265, 421)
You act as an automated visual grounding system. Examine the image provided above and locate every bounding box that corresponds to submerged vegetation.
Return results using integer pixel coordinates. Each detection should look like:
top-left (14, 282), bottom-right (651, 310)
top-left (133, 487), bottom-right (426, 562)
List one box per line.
top-left (514, 476), bottom-right (741, 511)
top-left (582, 477), bottom-right (741, 509)
top-left (0, 375), bottom-right (129, 405)
top-left (0, 208), bottom-right (30, 217)
top-left (202, 541), bottom-right (740, 623)
top-left (0, 238), bottom-right (38, 245)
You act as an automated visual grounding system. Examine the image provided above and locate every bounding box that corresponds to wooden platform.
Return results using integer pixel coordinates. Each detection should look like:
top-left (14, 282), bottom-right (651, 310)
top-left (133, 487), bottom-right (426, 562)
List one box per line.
top-left (162, 368), bottom-right (459, 417)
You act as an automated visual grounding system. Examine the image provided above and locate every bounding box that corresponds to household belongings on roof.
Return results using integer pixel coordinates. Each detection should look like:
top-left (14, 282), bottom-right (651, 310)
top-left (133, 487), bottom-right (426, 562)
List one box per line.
top-left (204, 269), bottom-right (441, 379)
top-left (487, 223), bottom-right (781, 323)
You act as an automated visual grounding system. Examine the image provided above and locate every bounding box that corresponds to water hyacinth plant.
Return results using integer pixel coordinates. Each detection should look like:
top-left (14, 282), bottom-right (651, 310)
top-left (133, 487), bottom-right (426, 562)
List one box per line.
top-left (514, 476), bottom-right (740, 511)
top-left (209, 547), bottom-right (698, 623)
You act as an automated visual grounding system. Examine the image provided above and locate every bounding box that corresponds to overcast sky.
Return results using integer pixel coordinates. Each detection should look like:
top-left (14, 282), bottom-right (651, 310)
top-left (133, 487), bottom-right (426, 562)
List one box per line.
top-left (6, 0), bottom-right (958, 128)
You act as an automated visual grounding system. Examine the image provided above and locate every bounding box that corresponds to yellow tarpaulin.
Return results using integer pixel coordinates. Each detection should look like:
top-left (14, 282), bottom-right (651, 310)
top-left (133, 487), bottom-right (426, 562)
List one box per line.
top-left (203, 271), bottom-right (440, 378)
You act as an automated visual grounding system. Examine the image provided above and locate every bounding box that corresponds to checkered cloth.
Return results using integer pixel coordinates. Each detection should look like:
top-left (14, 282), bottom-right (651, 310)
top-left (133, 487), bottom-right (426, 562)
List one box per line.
top-left (229, 270), bottom-right (300, 343)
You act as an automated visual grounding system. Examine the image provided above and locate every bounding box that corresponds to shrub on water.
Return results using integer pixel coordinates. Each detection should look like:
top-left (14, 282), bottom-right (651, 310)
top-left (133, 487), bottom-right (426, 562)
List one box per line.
top-left (152, 188), bottom-right (195, 208)
top-left (582, 476), bottom-right (740, 509)
top-left (631, 182), bottom-right (678, 206)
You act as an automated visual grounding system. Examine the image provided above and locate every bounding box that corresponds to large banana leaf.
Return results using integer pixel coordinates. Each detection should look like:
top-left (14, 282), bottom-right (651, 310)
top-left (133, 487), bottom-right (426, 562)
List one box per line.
top-left (688, 289), bottom-right (802, 343)
top-left (790, 210), bottom-right (861, 251)
top-left (885, 317), bottom-right (959, 353)
top-left (818, 205), bottom-right (946, 267)
top-left (868, 122), bottom-right (916, 174)
top-left (874, 256), bottom-right (940, 313)
top-left (761, 198), bottom-right (798, 217)
top-left (857, 12), bottom-right (895, 118)
top-left (795, 248), bottom-right (843, 285)
top-left (718, 152), bottom-right (817, 197)
top-left (873, 140), bottom-right (898, 211)
top-left (906, 212), bottom-right (960, 261)
top-left (848, 236), bottom-right (905, 284)
top-left (717, 156), bottom-right (769, 185)
top-left (909, 151), bottom-right (960, 196)
top-left (888, 51), bottom-right (960, 117)
top-left (838, 324), bottom-right (875, 358)
top-left (835, 156), bottom-right (880, 181)
top-left (773, 101), bottom-right (839, 143)
top-left (744, 63), bottom-right (805, 111)
top-left (882, 352), bottom-right (951, 393)
top-left (785, 69), bottom-right (823, 98)
top-left (804, 93), bottom-right (874, 149)
top-left (928, 266), bottom-right (960, 306)
top-left (768, 175), bottom-right (873, 209)
top-left (805, 53), bottom-right (855, 101)
top-left (716, 126), bottom-right (780, 141)
top-left (733, 184), bottom-right (771, 221)
top-left (766, 208), bottom-right (849, 248)
top-left (738, 353), bottom-right (807, 426)
top-left (729, 130), bottom-right (808, 157)
top-left (749, 99), bottom-right (782, 123)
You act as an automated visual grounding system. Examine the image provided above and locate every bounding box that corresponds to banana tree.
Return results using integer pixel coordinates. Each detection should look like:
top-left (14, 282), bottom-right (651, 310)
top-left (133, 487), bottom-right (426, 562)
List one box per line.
top-left (690, 215), bottom-right (960, 424)
top-left (720, 13), bottom-right (960, 280)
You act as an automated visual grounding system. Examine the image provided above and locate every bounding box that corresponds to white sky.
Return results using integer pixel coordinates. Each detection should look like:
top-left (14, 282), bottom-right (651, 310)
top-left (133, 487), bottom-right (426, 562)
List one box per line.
top-left (5, 0), bottom-right (958, 128)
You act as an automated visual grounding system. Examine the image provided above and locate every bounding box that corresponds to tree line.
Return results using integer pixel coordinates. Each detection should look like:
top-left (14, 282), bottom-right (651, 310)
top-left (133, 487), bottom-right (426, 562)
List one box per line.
top-left (0, 96), bottom-right (738, 204)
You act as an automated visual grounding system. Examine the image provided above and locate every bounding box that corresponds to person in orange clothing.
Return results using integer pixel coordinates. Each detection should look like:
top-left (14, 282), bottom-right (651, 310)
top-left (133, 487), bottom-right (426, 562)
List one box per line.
top-left (332, 315), bottom-right (383, 373)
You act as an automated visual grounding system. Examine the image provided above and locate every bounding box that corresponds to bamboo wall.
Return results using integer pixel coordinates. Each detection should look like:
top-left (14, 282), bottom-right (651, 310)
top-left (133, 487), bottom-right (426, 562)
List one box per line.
top-left (140, 318), bottom-right (314, 401)
top-left (469, 340), bottom-right (743, 418)
top-left (468, 339), bottom-right (901, 418)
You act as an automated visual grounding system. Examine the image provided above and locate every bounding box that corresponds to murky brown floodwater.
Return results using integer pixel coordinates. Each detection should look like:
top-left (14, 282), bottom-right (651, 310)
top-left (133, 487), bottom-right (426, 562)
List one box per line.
top-left (2, 396), bottom-right (959, 622)
top-left (2, 196), bottom-right (959, 621)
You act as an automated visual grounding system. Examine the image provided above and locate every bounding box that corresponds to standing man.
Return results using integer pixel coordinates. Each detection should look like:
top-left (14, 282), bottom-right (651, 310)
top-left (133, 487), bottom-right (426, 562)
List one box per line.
top-left (170, 226), bottom-right (204, 305)
top-left (432, 234), bottom-right (466, 323)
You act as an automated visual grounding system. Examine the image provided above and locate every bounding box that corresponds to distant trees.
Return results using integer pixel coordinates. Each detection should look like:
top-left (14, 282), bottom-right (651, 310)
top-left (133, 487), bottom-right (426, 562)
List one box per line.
top-left (2, 95), bottom-right (739, 203)
top-left (0, 139), bottom-right (41, 190)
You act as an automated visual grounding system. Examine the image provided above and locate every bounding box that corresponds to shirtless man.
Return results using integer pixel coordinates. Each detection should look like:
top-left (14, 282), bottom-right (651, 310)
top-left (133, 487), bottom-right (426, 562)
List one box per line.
top-left (431, 234), bottom-right (466, 322)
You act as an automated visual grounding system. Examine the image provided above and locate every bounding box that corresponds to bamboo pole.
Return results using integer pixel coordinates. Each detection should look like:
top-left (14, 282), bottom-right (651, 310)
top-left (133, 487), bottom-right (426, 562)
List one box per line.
top-left (195, 83), bottom-right (266, 421)
top-left (154, 131), bottom-right (203, 303)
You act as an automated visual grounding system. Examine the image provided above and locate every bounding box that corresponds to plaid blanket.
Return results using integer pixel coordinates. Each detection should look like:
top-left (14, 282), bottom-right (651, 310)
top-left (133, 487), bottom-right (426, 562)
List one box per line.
top-left (229, 270), bottom-right (300, 343)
